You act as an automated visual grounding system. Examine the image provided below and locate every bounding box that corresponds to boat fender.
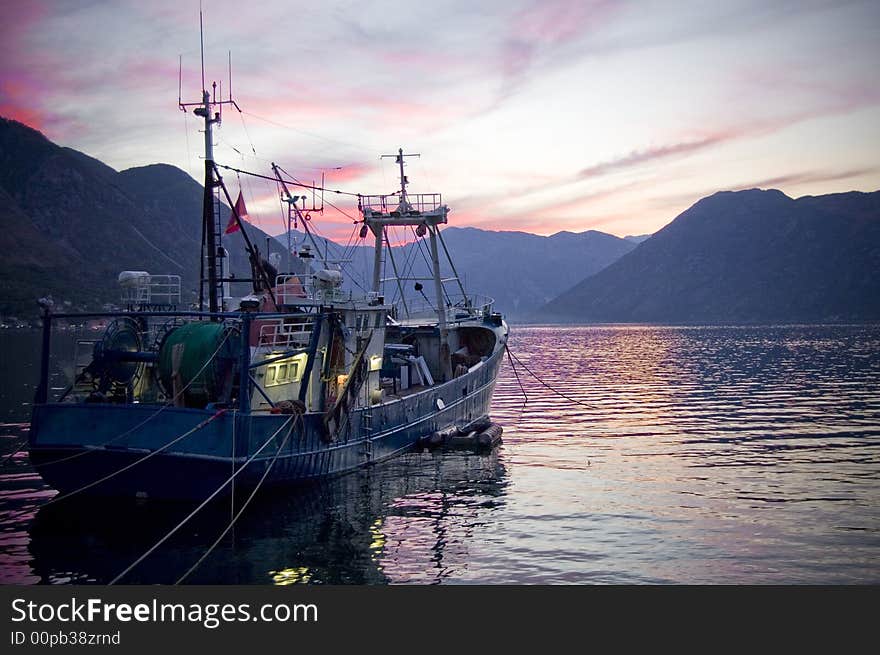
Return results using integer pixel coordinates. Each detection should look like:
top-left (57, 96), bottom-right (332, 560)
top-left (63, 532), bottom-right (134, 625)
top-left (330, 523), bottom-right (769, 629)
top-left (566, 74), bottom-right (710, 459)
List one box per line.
top-left (463, 415), bottom-right (492, 433)
top-left (428, 424), bottom-right (459, 447)
top-left (447, 430), bottom-right (478, 447)
top-left (477, 423), bottom-right (503, 447)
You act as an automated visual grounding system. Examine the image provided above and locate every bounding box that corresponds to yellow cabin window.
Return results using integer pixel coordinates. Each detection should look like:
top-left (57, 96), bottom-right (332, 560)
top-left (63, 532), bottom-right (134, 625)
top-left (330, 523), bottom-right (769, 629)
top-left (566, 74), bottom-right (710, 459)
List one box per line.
top-left (264, 357), bottom-right (303, 387)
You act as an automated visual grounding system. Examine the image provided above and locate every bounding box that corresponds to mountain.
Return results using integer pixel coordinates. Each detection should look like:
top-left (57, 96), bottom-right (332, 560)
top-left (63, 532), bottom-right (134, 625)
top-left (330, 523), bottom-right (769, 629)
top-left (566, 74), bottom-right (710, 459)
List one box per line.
top-left (437, 227), bottom-right (636, 317)
top-left (278, 226), bottom-right (637, 320)
top-left (0, 118), bottom-right (282, 318)
top-left (624, 234), bottom-right (652, 244)
top-left (0, 116), bottom-right (637, 321)
top-left (541, 188), bottom-right (880, 323)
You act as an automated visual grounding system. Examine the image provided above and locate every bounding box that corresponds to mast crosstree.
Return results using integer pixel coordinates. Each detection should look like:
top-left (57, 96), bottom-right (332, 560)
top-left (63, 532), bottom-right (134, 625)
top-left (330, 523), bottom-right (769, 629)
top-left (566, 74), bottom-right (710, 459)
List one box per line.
top-left (178, 8), bottom-right (243, 314)
top-left (361, 148), bottom-right (467, 381)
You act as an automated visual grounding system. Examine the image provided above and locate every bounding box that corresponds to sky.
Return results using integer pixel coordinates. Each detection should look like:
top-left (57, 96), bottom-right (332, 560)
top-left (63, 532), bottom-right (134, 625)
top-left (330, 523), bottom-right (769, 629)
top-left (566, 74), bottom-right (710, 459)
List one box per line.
top-left (1, 0), bottom-right (879, 242)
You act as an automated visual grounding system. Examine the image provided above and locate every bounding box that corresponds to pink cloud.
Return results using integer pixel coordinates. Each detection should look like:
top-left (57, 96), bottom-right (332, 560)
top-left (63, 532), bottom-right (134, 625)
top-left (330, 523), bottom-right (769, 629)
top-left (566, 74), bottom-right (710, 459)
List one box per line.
top-left (576, 91), bottom-right (880, 183)
top-left (0, 100), bottom-right (45, 133)
top-left (372, 47), bottom-right (473, 75)
top-left (511, 0), bottom-right (621, 45)
top-left (322, 162), bottom-right (372, 184)
top-left (0, 1), bottom-right (51, 131)
top-left (730, 167), bottom-right (880, 191)
top-left (497, 0), bottom-right (623, 97)
top-left (577, 133), bottom-right (735, 179)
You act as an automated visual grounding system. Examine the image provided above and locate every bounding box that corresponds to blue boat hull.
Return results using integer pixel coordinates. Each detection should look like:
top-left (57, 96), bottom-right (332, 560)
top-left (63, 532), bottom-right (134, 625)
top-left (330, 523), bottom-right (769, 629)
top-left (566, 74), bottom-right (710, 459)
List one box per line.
top-left (29, 344), bottom-right (504, 501)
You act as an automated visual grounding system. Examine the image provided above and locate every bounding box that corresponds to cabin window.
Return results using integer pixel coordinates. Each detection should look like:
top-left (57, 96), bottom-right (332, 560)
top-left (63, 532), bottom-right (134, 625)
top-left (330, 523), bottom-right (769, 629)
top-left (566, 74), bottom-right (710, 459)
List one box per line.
top-left (265, 359), bottom-right (302, 387)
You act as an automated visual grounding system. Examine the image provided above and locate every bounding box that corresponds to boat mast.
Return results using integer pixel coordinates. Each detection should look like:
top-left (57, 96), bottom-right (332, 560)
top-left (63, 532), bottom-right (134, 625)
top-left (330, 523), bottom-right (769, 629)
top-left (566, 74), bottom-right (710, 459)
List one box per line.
top-left (195, 86), bottom-right (220, 314)
top-left (271, 164), bottom-right (329, 270)
top-left (369, 148), bottom-right (452, 381)
top-left (179, 9), bottom-right (242, 315)
top-left (374, 148), bottom-right (418, 294)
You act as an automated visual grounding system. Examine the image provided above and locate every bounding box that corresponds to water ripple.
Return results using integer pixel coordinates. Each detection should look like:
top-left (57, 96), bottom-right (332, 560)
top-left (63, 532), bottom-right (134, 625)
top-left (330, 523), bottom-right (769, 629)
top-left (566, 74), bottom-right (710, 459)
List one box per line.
top-left (2, 324), bottom-right (879, 583)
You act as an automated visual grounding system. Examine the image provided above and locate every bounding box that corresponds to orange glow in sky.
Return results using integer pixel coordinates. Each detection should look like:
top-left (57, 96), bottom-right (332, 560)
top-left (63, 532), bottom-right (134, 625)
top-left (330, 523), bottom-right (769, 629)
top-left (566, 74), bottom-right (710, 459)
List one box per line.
top-left (1, 0), bottom-right (878, 240)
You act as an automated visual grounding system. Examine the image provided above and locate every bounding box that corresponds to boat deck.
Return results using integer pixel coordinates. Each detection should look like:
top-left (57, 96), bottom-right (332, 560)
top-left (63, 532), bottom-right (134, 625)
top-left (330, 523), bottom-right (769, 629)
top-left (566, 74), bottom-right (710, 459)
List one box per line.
top-left (382, 384), bottom-right (427, 401)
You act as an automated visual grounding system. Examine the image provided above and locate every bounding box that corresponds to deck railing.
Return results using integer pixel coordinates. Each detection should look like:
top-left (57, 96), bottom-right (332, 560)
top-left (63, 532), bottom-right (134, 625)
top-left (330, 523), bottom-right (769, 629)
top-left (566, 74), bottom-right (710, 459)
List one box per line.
top-left (360, 193), bottom-right (443, 215)
top-left (120, 274), bottom-right (181, 306)
top-left (275, 274), bottom-right (351, 305)
top-left (393, 293), bottom-right (494, 323)
top-left (257, 316), bottom-right (317, 348)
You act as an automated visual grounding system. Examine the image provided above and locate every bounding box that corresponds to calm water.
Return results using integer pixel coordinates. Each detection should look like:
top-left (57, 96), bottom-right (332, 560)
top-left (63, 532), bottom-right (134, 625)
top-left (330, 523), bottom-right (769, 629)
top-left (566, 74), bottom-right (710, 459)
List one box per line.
top-left (1, 324), bottom-right (879, 584)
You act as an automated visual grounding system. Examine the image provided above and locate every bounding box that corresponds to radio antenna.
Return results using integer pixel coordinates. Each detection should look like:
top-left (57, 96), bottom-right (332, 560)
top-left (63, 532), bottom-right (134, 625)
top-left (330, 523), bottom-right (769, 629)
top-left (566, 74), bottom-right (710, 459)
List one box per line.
top-left (179, 4), bottom-right (246, 314)
top-left (199, 3), bottom-right (206, 93)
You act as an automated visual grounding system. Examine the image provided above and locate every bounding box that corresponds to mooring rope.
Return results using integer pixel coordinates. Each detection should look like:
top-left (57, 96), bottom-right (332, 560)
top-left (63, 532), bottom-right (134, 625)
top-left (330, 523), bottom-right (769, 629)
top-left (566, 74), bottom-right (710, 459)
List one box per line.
top-left (2, 410), bottom-right (229, 523)
top-left (1, 433), bottom-right (29, 467)
top-left (175, 412), bottom-right (300, 584)
top-left (504, 344), bottom-right (529, 405)
top-left (506, 347), bottom-right (598, 410)
top-left (109, 414), bottom-right (296, 585)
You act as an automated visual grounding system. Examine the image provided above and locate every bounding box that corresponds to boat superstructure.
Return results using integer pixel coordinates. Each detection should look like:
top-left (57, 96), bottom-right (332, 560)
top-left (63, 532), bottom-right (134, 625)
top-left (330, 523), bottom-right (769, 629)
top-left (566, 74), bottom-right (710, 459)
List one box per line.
top-left (27, 60), bottom-right (508, 501)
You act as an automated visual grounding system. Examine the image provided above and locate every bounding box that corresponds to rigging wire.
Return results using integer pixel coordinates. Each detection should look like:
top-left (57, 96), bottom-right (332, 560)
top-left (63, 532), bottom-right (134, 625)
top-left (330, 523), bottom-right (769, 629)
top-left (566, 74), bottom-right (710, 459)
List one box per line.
top-left (322, 194), bottom-right (360, 223)
top-left (217, 162), bottom-right (362, 197)
top-left (239, 109), bottom-right (371, 152)
top-left (274, 163), bottom-right (370, 292)
top-left (183, 110), bottom-right (196, 180)
top-left (109, 415), bottom-right (296, 585)
top-left (338, 225), bottom-right (370, 294)
top-left (219, 160), bottom-right (374, 292)
top-left (237, 108), bottom-right (258, 157)
top-left (339, 223), bottom-right (358, 266)
top-left (410, 226), bottom-right (451, 307)
top-left (390, 228), bottom-right (422, 308)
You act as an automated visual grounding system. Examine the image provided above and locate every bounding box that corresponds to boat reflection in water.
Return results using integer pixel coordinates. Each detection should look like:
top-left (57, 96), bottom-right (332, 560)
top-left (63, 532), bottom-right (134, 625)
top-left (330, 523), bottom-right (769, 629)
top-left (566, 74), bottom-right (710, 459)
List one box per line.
top-left (26, 449), bottom-right (508, 584)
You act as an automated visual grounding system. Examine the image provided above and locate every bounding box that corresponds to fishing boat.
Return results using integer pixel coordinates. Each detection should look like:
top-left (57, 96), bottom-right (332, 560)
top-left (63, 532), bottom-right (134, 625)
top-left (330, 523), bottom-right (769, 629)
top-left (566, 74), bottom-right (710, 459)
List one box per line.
top-left (27, 69), bottom-right (508, 502)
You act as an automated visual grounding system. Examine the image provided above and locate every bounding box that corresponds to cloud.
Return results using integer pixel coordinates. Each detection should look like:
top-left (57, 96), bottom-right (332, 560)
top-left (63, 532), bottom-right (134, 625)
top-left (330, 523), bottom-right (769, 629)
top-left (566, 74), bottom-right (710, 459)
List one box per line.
top-left (320, 162), bottom-right (374, 185)
top-left (2, 0), bottom-right (878, 244)
top-left (576, 88), bottom-right (880, 182)
top-left (730, 167), bottom-right (880, 191)
top-left (642, 166), bottom-right (880, 224)
top-left (0, 0), bottom-right (51, 131)
top-left (577, 134), bottom-right (734, 179)
top-left (494, 0), bottom-right (622, 104)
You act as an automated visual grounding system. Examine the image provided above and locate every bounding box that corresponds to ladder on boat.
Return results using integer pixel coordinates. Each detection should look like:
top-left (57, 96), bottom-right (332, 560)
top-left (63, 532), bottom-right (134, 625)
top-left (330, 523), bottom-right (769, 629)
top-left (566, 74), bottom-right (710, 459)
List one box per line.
top-left (201, 186), bottom-right (226, 311)
top-left (213, 187), bottom-right (225, 305)
top-left (362, 406), bottom-right (374, 464)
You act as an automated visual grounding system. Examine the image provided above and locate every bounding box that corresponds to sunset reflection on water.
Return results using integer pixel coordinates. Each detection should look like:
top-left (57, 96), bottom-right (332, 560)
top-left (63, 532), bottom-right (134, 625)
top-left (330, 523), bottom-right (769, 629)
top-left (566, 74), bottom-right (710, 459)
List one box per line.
top-left (2, 324), bottom-right (879, 584)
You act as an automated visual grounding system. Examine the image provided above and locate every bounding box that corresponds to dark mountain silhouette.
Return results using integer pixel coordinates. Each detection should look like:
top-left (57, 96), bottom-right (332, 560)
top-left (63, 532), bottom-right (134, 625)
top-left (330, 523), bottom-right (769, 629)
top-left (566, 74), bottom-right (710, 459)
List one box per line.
top-left (0, 118), bottom-right (283, 318)
top-left (438, 227), bottom-right (636, 317)
top-left (1, 117), bottom-right (636, 320)
top-left (541, 188), bottom-right (880, 323)
top-left (278, 226), bottom-right (637, 320)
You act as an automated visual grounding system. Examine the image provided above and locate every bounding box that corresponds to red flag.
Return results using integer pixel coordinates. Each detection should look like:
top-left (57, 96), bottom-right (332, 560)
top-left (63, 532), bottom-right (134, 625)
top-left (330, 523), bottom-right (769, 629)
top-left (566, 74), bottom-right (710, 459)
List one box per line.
top-left (224, 191), bottom-right (249, 234)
